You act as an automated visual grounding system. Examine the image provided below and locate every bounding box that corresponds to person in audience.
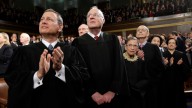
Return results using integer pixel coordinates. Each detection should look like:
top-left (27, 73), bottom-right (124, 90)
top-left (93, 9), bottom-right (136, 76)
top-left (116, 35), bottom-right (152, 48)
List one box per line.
top-left (0, 32), bottom-right (13, 77)
top-left (72, 6), bottom-right (125, 108)
top-left (4, 8), bottom-right (90, 108)
top-left (185, 38), bottom-right (192, 68)
top-left (19, 32), bottom-right (30, 46)
top-left (10, 33), bottom-right (18, 50)
top-left (117, 35), bottom-right (125, 53)
top-left (147, 34), bottom-right (164, 54)
top-left (78, 24), bottom-right (89, 36)
top-left (160, 34), bottom-right (168, 51)
top-left (136, 25), bottom-right (165, 108)
top-left (120, 36), bottom-right (146, 108)
top-left (30, 35), bottom-right (37, 44)
top-left (169, 31), bottom-right (186, 53)
top-left (162, 38), bottom-right (191, 108)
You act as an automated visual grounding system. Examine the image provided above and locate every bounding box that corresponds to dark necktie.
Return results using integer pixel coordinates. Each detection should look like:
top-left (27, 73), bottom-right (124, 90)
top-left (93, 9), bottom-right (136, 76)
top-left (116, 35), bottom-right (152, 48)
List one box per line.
top-left (48, 44), bottom-right (53, 50)
top-left (94, 35), bottom-right (99, 40)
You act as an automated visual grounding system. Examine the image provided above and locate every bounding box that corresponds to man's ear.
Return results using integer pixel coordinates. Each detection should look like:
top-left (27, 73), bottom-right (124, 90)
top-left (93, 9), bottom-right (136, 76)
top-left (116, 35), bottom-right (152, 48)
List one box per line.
top-left (58, 24), bottom-right (63, 32)
top-left (103, 18), bottom-right (105, 24)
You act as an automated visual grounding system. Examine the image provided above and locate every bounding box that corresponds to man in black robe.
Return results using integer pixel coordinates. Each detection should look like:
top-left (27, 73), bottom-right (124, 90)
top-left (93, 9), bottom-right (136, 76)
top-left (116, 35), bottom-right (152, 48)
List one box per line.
top-left (72, 6), bottom-right (125, 108)
top-left (136, 25), bottom-right (165, 108)
top-left (4, 9), bottom-right (90, 108)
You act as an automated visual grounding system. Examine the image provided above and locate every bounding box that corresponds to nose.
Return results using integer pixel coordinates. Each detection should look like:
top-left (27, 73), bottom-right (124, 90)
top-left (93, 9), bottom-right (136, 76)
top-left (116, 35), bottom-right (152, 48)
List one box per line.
top-left (131, 45), bottom-right (134, 49)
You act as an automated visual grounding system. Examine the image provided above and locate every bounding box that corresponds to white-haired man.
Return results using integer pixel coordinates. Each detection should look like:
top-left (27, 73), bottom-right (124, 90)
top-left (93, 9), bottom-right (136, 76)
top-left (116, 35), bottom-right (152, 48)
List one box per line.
top-left (136, 25), bottom-right (165, 108)
top-left (72, 6), bottom-right (125, 108)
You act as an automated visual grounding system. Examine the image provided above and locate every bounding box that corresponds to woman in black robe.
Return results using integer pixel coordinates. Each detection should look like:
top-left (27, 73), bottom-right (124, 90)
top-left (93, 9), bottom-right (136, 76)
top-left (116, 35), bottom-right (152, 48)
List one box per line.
top-left (120, 37), bottom-right (147, 108)
top-left (162, 38), bottom-right (190, 108)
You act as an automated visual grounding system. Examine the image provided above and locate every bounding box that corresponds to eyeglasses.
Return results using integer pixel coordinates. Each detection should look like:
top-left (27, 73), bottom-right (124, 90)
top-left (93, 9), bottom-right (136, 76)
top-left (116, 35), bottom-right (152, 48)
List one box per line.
top-left (87, 13), bottom-right (102, 18)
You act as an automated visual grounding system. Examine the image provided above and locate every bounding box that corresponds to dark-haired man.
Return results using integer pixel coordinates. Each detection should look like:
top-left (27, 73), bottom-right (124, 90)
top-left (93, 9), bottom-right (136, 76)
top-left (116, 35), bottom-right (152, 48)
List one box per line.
top-left (5, 9), bottom-right (89, 108)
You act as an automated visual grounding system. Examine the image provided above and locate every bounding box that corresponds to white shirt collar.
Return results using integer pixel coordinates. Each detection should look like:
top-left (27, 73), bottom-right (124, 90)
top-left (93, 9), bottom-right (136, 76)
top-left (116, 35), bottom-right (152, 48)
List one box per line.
top-left (42, 39), bottom-right (57, 48)
top-left (139, 41), bottom-right (147, 46)
top-left (87, 31), bottom-right (102, 39)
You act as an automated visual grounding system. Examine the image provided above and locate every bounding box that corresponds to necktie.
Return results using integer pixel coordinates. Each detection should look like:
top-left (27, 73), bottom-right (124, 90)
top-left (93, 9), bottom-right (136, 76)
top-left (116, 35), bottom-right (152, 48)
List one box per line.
top-left (48, 44), bottom-right (53, 50)
top-left (94, 35), bottom-right (99, 40)
top-left (139, 44), bottom-right (143, 50)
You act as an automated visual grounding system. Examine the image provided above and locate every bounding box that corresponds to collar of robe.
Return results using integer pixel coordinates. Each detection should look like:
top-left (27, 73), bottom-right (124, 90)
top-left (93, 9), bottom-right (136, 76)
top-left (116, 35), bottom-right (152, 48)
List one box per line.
top-left (123, 52), bottom-right (138, 62)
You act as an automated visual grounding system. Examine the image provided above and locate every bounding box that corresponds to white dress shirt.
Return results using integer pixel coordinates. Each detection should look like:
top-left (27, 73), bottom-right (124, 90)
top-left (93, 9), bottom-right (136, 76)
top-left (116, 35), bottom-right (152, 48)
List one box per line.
top-left (33, 39), bottom-right (66, 89)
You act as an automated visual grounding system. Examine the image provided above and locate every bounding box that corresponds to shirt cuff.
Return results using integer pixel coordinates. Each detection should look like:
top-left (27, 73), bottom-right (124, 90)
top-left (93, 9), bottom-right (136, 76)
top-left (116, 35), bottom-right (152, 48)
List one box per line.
top-left (33, 72), bottom-right (43, 89)
top-left (55, 64), bottom-right (66, 82)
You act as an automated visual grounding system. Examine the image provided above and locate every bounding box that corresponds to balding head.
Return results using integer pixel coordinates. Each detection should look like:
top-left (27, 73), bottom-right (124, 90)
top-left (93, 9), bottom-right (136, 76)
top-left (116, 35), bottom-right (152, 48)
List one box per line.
top-left (78, 24), bottom-right (89, 36)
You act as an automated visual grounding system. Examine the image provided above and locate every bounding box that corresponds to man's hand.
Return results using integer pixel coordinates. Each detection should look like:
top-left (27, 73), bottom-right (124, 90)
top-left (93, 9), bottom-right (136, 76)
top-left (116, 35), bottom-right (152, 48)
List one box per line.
top-left (103, 91), bottom-right (115, 103)
top-left (91, 92), bottom-right (105, 105)
top-left (37, 49), bottom-right (51, 79)
top-left (51, 47), bottom-right (64, 71)
top-left (137, 49), bottom-right (144, 60)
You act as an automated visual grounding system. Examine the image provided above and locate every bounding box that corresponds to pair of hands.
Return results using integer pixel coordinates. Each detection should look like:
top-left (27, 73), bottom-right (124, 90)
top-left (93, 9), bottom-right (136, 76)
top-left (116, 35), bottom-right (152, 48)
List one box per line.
top-left (91, 91), bottom-right (115, 105)
top-left (37, 47), bottom-right (64, 79)
top-left (137, 49), bottom-right (144, 60)
top-left (163, 57), bottom-right (183, 66)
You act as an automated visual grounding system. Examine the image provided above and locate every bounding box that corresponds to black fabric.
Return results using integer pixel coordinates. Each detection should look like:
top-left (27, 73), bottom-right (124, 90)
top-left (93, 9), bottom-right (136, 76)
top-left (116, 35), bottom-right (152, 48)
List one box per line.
top-left (161, 50), bottom-right (191, 108)
top-left (4, 42), bottom-right (90, 108)
top-left (140, 42), bottom-right (165, 108)
top-left (120, 58), bottom-right (146, 108)
top-left (72, 32), bottom-right (126, 108)
top-left (0, 44), bottom-right (13, 76)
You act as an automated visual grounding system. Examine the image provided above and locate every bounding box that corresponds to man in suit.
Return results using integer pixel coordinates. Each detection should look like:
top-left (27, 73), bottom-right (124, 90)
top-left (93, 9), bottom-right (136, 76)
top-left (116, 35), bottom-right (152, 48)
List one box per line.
top-left (4, 9), bottom-right (90, 108)
top-left (10, 33), bottom-right (18, 50)
top-left (136, 25), bottom-right (165, 108)
top-left (169, 31), bottom-right (186, 53)
top-left (72, 6), bottom-right (125, 108)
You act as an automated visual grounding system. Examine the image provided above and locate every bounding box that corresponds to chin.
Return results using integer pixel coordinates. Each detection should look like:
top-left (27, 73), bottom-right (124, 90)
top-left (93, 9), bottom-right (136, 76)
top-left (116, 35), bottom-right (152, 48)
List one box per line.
top-left (89, 26), bottom-right (101, 29)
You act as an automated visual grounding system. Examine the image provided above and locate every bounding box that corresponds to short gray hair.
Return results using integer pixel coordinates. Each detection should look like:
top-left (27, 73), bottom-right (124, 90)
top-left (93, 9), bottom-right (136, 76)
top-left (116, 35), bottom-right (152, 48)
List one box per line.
top-left (44, 9), bottom-right (63, 25)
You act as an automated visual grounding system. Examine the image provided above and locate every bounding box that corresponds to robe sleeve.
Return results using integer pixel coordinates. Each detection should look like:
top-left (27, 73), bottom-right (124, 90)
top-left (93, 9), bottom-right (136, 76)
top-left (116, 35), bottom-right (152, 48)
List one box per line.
top-left (4, 46), bottom-right (35, 108)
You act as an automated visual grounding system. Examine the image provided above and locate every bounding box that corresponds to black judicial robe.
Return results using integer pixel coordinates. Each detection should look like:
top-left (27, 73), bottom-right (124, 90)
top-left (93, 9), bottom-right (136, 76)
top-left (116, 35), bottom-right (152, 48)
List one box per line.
top-left (72, 33), bottom-right (125, 107)
top-left (4, 42), bottom-right (90, 108)
top-left (162, 50), bottom-right (190, 108)
top-left (120, 58), bottom-right (147, 108)
top-left (140, 42), bottom-right (165, 108)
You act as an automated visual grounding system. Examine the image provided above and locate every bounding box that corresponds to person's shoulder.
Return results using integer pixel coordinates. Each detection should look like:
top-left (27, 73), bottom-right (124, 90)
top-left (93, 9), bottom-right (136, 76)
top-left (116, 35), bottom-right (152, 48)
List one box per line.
top-left (2, 44), bottom-right (12, 48)
top-left (103, 32), bottom-right (117, 37)
top-left (60, 44), bottom-right (76, 50)
top-left (175, 50), bottom-right (183, 55)
top-left (146, 42), bottom-right (158, 48)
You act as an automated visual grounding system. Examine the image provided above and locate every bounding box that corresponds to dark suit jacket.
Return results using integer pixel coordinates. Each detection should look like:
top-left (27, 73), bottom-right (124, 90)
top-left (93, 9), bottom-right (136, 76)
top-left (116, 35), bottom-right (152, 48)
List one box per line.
top-left (0, 44), bottom-right (13, 76)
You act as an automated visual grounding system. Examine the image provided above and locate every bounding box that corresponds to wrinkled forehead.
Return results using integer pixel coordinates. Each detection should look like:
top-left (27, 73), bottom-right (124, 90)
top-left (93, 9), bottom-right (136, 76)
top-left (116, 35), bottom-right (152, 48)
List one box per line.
top-left (42, 12), bottom-right (57, 19)
top-left (88, 8), bottom-right (98, 14)
top-left (79, 24), bottom-right (88, 29)
top-left (88, 8), bottom-right (103, 18)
